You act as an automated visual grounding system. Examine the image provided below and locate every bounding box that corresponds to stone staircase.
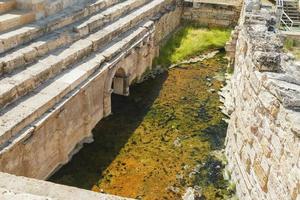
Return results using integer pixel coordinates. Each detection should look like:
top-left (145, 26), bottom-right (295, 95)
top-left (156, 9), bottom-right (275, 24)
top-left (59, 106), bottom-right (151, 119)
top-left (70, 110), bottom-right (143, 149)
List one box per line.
top-left (0, 0), bottom-right (170, 149)
top-left (0, 0), bottom-right (16, 14)
top-left (282, 0), bottom-right (300, 27)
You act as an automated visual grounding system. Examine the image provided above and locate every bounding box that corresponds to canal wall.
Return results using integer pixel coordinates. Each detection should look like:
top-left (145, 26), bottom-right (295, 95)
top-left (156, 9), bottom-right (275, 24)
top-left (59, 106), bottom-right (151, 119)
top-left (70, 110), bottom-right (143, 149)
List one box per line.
top-left (222, 2), bottom-right (300, 200)
top-left (181, 0), bottom-right (242, 27)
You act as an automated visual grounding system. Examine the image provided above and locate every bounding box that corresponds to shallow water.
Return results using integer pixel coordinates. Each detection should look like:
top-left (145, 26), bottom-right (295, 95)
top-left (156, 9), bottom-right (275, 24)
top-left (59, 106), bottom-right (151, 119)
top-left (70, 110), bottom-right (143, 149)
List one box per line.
top-left (49, 51), bottom-right (234, 200)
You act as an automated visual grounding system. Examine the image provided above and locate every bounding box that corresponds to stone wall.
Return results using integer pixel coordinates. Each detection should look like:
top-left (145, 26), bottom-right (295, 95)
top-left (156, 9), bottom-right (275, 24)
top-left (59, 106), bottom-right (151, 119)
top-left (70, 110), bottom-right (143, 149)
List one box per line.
top-left (182, 1), bottom-right (242, 27)
top-left (222, 3), bottom-right (300, 200)
top-left (0, 6), bottom-right (181, 180)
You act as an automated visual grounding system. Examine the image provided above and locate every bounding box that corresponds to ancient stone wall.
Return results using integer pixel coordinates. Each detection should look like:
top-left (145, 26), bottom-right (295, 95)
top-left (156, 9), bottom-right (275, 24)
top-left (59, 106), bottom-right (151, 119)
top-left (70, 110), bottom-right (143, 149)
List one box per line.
top-left (223, 3), bottom-right (300, 200)
top-left (0, 6), bottom-right (182, 180)
top-left (181, 1), bottom-right (242, 27)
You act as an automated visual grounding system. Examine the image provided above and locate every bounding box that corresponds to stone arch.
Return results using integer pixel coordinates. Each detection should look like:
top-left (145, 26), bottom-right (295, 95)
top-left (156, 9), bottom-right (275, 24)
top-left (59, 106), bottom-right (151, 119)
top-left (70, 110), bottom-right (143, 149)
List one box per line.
top-left (103, 65), bottom-right (130, 117)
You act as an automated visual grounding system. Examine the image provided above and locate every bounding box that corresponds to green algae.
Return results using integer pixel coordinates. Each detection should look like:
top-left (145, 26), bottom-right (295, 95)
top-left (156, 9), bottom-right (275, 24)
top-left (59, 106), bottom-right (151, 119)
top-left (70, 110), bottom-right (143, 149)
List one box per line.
top-left (154, 25), bottom-right (231, 67)
top-left (50, 26), bottom-right (235, 200)
top-left (284, 37), bottom-right (300, 60)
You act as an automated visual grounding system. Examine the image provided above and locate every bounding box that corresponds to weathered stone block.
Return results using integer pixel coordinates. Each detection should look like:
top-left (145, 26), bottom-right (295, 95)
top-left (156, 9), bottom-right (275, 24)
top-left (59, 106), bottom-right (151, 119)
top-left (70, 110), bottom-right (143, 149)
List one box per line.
top-left (253, 51), bottom-right (282, 72)
top-left (253, 161), bottom-right (269, 192)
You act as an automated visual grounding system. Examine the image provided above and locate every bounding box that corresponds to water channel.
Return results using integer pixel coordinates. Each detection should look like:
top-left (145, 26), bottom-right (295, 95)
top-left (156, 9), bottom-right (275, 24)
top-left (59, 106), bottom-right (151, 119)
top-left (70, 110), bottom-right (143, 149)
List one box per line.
top-left (50, 26), bottom-right (235, 200)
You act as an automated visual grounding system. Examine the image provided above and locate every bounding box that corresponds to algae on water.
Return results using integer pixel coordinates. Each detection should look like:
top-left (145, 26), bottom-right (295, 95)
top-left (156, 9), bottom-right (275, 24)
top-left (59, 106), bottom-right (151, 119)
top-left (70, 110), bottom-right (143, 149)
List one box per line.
top-left (50, 26), bottom-right (235, 200)
top-left (284, 37), bottom-right (300, 60)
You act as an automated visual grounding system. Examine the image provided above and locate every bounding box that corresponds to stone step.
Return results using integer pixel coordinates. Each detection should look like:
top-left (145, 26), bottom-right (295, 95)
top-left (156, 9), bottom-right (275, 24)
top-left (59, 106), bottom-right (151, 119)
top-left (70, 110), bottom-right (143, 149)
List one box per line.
top-left (0, 10), bottom-right (36, 32)
top-left (0, 20), bottom-right (154, 150)
top-left (0, 0), bottom-right (119, 54)
top-left (74, 0), bottom-right (149, 36)
top-left (0, 0), bottom-right (165, 109)
top-left (0, 0), bottom-right (16, 14)
top-left (0, 0), bottom-right (149, 76)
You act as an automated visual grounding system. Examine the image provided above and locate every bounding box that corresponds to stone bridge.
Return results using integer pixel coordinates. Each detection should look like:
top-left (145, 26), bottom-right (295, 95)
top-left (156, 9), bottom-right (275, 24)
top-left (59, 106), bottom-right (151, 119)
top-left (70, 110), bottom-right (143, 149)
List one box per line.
top-left (0, 0), bottom-right (184, 180)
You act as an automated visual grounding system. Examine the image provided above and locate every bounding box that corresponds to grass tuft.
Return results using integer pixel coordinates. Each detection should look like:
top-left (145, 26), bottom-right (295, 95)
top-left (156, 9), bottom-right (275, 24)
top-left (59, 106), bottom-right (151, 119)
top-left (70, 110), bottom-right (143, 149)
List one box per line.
top-left (284, 38), bottom-right (300, 60)
top-left (154, 25), bottom-right (231, 67)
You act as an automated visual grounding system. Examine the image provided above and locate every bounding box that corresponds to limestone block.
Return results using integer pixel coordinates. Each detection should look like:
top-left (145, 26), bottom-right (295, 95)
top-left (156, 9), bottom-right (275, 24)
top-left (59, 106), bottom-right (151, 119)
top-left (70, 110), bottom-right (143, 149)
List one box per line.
top-left (38, 55), bottom-right (63, 77)
top-left (0, 81), bottom-right (18, 108)
top-left (253, 161), bottom-right (269, 192)
top-left (46, 33), bottom-right (70, 52)
top-left (2, 53), bottom-right (25, 74)
top-left (32, 41), bottom-right (50, 56)
top-left (87, 30), bottom-right (111, 50)
top-left (263, 78), bottom-right (300, 110)
top-left (13, 71), bottom-right (36, 98)
top-left (0, 1), bottom-right (17, 14)
top-left (20, 47), bottom-right (38, 63)
top-left (253, 51), bottom-right (282, 72)
top-left (42, 80), bottom-right (71, 104)
top-left (70, 39), bottom-right (93, 59)
top-left (57, 68), bottom-right (87, 91)
top-left (90, 14), bottom-right (108, 30)
top-left (19, 12), bottom-right (36, 25)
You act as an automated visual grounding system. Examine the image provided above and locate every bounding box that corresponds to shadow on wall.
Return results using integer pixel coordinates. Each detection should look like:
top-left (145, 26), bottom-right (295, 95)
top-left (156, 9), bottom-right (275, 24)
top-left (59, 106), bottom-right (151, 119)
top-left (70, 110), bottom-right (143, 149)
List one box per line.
top-left (49, 72), bottom-right (169, 189)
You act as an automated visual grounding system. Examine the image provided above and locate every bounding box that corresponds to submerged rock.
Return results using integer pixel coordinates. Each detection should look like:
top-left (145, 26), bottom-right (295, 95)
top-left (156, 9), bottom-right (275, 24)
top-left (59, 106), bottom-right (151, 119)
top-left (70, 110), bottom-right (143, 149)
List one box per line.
top-left (182, 187), bottom-right (195, 200)
top-left (208, 88), bottom-right (216, 93)
top-left (167, 186), bottom-right (181, 194)
top-left (174, 137), bottom-right (182, 147)
top-left (182, 187), bottom-right (202, 200)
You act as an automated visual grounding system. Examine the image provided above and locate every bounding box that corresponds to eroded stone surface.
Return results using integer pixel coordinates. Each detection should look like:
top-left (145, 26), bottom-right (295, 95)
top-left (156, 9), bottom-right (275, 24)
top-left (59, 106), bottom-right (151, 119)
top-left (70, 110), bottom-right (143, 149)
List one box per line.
top-left (222, 2), bottom-right (300, 200)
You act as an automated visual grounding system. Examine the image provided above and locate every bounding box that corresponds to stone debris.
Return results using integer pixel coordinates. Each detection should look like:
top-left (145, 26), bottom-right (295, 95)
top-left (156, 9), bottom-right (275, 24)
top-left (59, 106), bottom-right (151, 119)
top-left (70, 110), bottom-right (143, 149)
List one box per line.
top-left (182, 187), bottom-right (195, 200)
top-left (182, 187), bottom-right (202, 200)
top-left (173, 137), bottom-right (182, 147)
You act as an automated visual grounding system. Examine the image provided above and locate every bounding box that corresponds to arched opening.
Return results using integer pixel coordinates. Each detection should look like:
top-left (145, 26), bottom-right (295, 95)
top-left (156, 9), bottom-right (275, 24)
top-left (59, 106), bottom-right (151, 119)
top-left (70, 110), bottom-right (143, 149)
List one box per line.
top-left (112, 68), bottom-right (129, 96)
top-left (103, 67), bottom-right (130, 117)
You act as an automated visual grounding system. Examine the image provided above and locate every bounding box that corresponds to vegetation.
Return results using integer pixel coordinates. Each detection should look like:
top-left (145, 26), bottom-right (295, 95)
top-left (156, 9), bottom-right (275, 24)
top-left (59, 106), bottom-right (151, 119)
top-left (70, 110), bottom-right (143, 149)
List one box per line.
top-left (154, 24), bottom-right (231, 67)
top-left (284, 38), bottom-right (300, 60)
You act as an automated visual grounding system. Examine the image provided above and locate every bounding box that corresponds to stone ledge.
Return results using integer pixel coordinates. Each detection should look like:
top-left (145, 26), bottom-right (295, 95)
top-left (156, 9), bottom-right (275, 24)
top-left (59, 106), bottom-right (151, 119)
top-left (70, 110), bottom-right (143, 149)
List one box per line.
top-left (0, 172), bottom-right (133, 200)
